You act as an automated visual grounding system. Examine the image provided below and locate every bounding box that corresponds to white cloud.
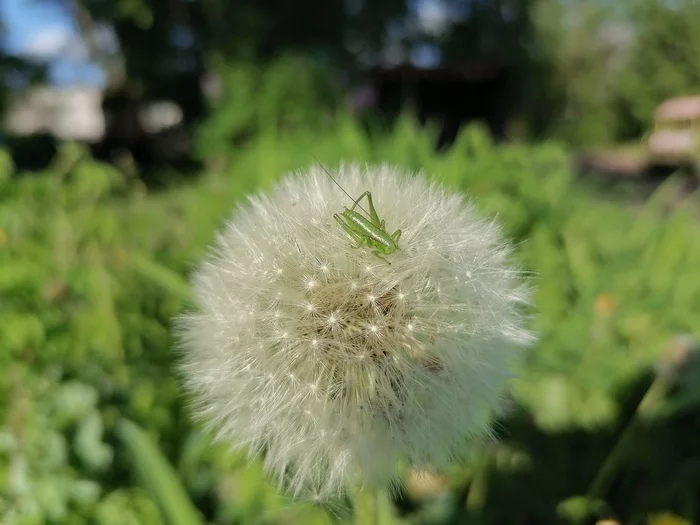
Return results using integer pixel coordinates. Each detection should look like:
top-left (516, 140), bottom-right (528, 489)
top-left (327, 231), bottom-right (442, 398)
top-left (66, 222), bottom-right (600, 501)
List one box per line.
top-left (22, 25), bottom-right (72, 58)
top-left (22, 25), bottom-right (89, 61)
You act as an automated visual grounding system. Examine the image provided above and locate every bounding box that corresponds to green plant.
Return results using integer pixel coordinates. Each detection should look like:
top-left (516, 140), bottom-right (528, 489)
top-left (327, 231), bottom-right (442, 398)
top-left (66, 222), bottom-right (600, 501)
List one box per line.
top-left (1, 112), bottom-right (698, 524)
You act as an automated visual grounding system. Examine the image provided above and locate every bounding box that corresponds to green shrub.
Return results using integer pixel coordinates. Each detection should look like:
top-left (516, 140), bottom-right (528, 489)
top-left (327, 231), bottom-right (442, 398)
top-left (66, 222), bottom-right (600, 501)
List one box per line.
top-left (0, 114), bottom-right (698, 524)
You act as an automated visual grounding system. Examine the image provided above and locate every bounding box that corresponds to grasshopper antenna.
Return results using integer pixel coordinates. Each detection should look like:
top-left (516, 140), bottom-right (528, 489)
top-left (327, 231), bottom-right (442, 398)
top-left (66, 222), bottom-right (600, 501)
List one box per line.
top-left (312, 155), bottom-right (370, 216)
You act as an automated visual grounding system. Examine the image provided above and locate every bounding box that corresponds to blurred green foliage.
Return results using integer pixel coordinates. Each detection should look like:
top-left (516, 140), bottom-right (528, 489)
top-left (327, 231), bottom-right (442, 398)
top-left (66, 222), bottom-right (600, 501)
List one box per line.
top-left (1, 68), bottom-right (700, 524)
top-left (616, 0), bottom-right (700, 137)
top-left (194, 56), bottom-right (342, 172)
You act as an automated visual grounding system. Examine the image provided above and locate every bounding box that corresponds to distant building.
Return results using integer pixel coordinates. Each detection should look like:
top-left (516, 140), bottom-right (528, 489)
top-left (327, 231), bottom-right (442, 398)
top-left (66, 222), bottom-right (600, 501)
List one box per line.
top-left (4, 86), bottom-right (106, 142)
top-left (4, 85), bottom-right (184, 141)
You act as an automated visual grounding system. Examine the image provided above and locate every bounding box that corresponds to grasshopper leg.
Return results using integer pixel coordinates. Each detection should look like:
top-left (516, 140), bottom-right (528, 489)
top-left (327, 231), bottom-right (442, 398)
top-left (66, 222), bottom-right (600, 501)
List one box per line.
top-left (351, 191), bottom-right (384, 228)
top-left (372, 249), bottom-right (392, 265)
top-left (349, 236), bottom-right (371, 250)
top-left (363, 192), bottom-right (382, 227)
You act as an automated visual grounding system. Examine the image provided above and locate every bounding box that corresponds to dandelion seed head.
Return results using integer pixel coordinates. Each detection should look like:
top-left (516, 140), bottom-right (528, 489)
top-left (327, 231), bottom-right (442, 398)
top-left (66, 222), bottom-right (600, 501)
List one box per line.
top-left (178, 163), bottom-right (534, 499)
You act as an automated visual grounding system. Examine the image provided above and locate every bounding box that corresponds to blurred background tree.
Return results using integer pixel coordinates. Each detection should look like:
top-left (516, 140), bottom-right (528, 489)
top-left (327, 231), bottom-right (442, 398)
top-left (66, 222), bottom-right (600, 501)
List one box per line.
top-left (616, 0), bottom-right (700, 138)
top-left (3, 0), bottom-right (700, 161)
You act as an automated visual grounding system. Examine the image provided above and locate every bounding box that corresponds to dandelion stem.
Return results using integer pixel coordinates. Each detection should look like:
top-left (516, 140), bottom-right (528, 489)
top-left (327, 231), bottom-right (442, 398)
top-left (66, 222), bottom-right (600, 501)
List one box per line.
top-left (465, 455), bottom-right (490, 512)
top-left (354, 486), bottom-right (381, 525)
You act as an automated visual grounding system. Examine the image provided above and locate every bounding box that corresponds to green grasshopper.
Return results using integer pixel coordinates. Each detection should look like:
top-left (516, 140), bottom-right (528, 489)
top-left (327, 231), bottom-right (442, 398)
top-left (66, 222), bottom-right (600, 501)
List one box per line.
top-left (315, 159), bottom-right (401, 264)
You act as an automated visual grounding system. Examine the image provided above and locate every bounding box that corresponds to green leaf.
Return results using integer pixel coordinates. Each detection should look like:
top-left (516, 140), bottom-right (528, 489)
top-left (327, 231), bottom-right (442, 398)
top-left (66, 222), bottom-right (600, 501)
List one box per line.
top-left (127, 253), bottom-right (191, 300)
top-left (118, 419), bottom-right (203, 525)
top-left (354, 487), bottom-right (407, 525)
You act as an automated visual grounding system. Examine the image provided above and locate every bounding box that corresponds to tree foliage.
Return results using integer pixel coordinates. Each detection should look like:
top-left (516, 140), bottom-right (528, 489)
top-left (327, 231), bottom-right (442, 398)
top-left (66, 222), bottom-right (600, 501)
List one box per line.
top-left (616, 0), bottom-right (700, 137)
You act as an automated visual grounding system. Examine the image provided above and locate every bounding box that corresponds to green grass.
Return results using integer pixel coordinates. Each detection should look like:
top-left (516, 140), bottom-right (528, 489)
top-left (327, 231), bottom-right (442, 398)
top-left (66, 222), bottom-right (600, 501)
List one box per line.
top-left (0, 116), bottom-right (699, 525)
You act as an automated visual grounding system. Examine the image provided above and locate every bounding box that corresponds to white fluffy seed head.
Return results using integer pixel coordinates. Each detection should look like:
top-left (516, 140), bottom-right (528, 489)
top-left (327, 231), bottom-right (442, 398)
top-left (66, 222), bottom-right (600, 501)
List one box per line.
top-left (178, 163), bottom-right (534, 499)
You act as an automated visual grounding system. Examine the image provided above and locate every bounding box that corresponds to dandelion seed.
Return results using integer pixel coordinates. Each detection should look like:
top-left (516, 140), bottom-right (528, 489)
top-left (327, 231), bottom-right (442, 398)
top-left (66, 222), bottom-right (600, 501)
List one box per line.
top-left (178, 163), bottom-right (534, 500)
